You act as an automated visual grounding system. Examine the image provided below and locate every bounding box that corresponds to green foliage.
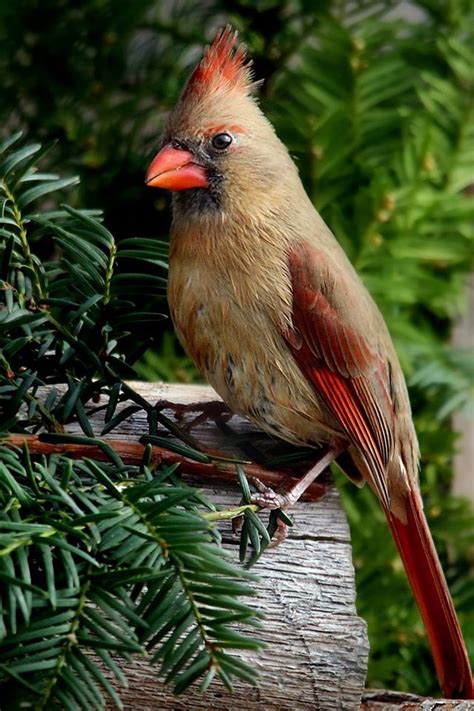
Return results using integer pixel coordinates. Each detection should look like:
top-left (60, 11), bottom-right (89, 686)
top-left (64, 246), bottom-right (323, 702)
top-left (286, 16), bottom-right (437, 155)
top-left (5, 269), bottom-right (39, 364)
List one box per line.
top-left (0, 0), bottom-right (223, 239)
top-left (135, 333), bottom-right (202, 384)
top-left (0, 445), bottom-right (261, 709)
top-left (1, 0), bottom-right (473, 698)
top-left (0, 133), bottom-right (168, 431)
top-left (0, 136), bottom-right (262, 708)
top-left (270, 2), bottom-right (474, 321)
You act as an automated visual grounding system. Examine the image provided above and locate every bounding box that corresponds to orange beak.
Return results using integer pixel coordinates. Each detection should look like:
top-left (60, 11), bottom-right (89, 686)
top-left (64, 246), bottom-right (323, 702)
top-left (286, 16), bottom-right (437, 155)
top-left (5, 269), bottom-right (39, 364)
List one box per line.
top-left (145, 144), bottom-right (208, 191)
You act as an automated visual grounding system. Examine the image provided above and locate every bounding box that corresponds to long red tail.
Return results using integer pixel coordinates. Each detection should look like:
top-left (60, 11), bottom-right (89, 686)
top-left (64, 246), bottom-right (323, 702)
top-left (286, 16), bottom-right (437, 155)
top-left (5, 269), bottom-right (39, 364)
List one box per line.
top-left (385, 489), bottom-right (473, 699)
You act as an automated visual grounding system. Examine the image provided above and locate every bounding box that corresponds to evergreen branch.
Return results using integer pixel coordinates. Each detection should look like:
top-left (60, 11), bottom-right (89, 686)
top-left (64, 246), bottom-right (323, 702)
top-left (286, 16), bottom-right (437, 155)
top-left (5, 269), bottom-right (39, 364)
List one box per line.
top-left (0, 446), bottom-right (264, 706)
top-left (38, 572), bottom-right (93, 710)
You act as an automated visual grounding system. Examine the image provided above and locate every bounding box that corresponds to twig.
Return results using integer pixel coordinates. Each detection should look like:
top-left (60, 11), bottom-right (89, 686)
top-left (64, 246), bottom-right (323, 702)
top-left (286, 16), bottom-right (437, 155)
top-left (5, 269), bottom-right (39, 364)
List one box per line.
top-left (2, 434), bottom-right (328, 502)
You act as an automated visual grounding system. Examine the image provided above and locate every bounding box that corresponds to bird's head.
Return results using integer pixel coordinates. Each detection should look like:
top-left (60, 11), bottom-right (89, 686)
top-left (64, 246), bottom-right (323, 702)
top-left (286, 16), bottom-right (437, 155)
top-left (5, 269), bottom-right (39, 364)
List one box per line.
top-left (145, 27), bottom-right (296, 217)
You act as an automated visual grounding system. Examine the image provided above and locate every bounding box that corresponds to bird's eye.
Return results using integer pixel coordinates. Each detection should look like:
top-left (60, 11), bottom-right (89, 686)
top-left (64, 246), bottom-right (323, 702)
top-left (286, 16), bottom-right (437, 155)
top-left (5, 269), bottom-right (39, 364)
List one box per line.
top-left (212, 132), bottom-right (233, 150)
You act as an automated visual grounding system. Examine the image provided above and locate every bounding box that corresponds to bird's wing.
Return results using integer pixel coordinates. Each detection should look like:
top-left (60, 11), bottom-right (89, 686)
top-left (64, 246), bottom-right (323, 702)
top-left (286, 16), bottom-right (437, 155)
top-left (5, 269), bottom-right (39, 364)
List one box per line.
top-left (284, 243), bottom-right (474, 698)
top-left (284, 243), bottom-right (395, 508)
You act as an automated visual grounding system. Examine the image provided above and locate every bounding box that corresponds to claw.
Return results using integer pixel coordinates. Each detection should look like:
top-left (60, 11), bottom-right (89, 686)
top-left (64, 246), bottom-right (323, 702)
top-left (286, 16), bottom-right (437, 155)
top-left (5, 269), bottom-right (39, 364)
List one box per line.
top-left (238, 442), bottom-right (342, 553)
top-left (269, 517), bottom-right (289, 548)
top-left (247, 477), bottom-right (296, 510)
top-left (233, 478), bottom-right (293, 549)
top-left (232, 513), bottom-right (244, 536)
top-left (155, 399), bottom-right (231, 430)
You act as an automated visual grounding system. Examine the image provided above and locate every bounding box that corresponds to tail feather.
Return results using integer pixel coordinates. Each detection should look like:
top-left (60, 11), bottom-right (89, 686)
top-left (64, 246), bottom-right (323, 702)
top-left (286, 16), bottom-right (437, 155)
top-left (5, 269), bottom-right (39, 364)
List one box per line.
top-left (386, 489), bottom-right (473, 699)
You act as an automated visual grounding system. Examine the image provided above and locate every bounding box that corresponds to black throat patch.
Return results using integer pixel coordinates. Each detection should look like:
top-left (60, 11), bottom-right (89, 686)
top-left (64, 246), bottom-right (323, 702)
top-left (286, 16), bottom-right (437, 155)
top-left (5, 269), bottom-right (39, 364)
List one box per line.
top-left (172, 168), bottom-right (223, 216)
top-left (173, 187), bottom-right (219, 216)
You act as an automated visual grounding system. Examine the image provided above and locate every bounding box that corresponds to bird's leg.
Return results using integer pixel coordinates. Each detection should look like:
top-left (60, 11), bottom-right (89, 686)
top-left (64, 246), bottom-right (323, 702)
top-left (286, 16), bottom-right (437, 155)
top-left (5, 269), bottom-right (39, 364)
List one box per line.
top-left (249, 443), bottom-right (344, 510)
top-left (233, 443), bottom-right (344, 545)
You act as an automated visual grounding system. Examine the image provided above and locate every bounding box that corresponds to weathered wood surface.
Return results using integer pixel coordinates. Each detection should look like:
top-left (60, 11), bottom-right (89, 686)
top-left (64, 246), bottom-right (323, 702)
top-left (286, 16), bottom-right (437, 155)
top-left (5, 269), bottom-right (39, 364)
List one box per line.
top-left (69, 381), bottom-right (370, 710)
top-left (108, 485), bottom-right (368, 710)
top-left (361, 690), bottom-right (474, 710)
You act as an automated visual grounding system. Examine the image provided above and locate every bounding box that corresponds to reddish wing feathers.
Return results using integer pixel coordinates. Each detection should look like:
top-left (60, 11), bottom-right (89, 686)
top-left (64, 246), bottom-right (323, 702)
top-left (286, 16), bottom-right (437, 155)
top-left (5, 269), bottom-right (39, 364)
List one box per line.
top-left (292, 287), bottom-right (376, 378)
top-left (183, 26), bottom-right (253, 97)
top-left (285, 246), bottom-right (394, 509)
top-left (285, 244), bottom-right (473, 699)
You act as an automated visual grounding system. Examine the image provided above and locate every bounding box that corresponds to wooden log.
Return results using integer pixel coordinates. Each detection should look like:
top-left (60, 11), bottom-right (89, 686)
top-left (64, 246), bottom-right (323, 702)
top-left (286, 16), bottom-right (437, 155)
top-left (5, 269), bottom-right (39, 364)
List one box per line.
top-left (107, 482), bottom-right (368, 710)
top-left (15, 382), bottom-right (370, 709)
top-left (116, 383), bottom-right (370, 709)
top-left (5, 382), bottom-right (473, 708)
top-left (15, 382), bottom-right (474, 709)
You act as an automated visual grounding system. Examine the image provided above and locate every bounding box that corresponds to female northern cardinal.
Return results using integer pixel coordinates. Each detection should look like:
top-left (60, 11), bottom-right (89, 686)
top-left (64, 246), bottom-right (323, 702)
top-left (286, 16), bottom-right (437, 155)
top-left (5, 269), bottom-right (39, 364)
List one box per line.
top-left (145, 27), bottom-right (473, 699)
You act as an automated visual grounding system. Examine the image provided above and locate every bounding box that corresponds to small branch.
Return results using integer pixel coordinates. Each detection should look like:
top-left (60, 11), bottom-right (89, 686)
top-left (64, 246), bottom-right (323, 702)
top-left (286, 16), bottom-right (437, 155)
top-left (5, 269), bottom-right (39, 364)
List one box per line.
top-left (103, 241), bottom-right (116, 306)
top-left (39, 572), bottom-right (93, 710)
top-left (3, 434), bottom-right (328, 502)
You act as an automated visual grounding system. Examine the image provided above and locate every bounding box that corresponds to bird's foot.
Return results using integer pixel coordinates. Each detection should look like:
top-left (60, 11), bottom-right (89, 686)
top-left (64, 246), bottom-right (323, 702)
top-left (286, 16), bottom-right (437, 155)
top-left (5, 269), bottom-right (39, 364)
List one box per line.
top-left (250, 480), bottom-right (294, 547)
top-left (232, 506), bottom-right (290, 548)
top-left (232, 445), bottom-right (343, 551)
top-left (150, 399), bottom-right (234, 454)
top-left (155, 399), bottom-right (232, 431)
top-left (247, 477), bottom-right (297, 510)
top-left (232, 477), bottom-right (293, 547)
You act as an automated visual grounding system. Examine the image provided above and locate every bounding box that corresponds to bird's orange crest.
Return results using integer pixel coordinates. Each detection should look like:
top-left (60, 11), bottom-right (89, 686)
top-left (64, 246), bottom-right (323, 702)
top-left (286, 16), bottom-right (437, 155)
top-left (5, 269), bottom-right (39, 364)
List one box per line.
top-left (183, 26), bottom-right (253, 97)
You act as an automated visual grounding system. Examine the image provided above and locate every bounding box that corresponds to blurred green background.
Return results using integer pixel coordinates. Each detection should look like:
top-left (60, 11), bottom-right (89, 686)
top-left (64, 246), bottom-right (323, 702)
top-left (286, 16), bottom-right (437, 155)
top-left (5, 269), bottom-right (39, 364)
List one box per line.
top-left (1, 0), bottom-right (473, 696)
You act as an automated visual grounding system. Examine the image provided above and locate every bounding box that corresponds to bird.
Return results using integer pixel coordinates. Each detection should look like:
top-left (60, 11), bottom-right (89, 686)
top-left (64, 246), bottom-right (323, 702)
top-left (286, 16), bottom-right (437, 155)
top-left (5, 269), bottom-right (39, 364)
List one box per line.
top-left (145, 27), bottom-right (473, 699)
